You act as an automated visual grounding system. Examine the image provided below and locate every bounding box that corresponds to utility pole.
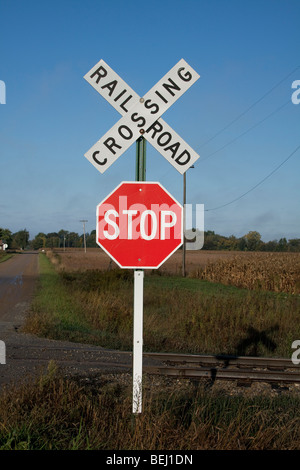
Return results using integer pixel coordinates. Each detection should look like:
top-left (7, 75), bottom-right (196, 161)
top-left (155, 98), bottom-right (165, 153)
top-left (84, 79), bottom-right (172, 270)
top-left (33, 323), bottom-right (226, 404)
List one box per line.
top-left (80, 220), bottom-right (88, 253)
top-left (182, 172), bottom-right (186, 277)
top-left (182, 165), bottom-right (194, 277)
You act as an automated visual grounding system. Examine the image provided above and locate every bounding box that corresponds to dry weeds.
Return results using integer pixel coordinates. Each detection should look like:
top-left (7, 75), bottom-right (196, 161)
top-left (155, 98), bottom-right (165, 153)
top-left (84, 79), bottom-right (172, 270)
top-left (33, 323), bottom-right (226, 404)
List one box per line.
top-left (48, 248), bottom-right (300, 294)
top-left (49, 247), bottom-right (241, 274)
top-left (1, 363), bottom-right (300, 450)
top-left (191, 252), bottom-right (300, 294)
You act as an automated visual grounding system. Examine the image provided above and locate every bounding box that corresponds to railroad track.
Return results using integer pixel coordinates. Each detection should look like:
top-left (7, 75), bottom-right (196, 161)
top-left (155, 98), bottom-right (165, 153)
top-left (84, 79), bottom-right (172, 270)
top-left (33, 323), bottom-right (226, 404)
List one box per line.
top-left (143, 352), bottom-right (300, 385)
top-left (4, 343), bottom-right (300, 386)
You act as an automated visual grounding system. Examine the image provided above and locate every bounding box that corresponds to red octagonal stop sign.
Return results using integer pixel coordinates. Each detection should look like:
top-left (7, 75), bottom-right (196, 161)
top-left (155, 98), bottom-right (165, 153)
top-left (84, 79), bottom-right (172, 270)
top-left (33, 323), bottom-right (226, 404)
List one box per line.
top-left (96, 181), bottom-right (183, 269)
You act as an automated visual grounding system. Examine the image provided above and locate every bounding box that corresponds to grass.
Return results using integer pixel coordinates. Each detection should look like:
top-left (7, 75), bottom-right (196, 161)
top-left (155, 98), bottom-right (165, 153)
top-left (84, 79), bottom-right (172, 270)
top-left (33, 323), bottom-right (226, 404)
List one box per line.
top-left (0, 362), bottom-right (300, 450)
top-left (22, 253), bottom-right (98, 344)
top-left (0, 252), bottom-right (13, 263)
top-left (9, 251), bottom-right (300, 450)
top-left (143, 275), bottom-right (300, 356)
top-left (23, 253), bottom-right (300, 358)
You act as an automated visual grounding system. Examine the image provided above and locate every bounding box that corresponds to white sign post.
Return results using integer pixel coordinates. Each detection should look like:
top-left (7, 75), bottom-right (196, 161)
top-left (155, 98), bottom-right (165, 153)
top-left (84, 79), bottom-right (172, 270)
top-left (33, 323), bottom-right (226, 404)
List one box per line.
top-left (84, 59), bottom-right (200, 414)
top-left (133, 270), bottom-right (144, 414)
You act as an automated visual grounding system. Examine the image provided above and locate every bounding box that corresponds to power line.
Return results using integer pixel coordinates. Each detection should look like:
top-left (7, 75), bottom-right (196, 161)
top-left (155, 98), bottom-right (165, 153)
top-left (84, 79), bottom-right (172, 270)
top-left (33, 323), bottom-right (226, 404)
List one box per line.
top-left (199, 66), bottom-right (300, 149)
top-left (205, 144), bottom-right (300, 212)
top-left (200, 100), bottom-right (290, 163)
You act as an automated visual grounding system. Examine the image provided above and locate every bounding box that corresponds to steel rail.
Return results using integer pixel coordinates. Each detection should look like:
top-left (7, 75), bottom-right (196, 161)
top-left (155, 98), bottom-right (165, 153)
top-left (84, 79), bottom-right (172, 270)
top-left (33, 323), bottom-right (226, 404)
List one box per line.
top-left (143, 352), bottom-right (300, 384)
top-left (6, 346), bottom-right (300, 384)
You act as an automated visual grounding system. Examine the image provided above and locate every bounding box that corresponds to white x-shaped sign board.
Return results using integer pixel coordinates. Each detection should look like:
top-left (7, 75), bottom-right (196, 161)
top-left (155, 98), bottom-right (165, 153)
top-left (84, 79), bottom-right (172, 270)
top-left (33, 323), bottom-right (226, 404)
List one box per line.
top-left (84, 59), bottom-right (200, 174)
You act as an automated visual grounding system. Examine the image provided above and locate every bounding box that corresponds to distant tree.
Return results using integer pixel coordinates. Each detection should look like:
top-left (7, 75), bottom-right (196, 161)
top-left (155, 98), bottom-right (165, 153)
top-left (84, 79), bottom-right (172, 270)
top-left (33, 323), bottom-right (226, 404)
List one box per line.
top-left (32, 237), bottom-right (43, 250)
top-left (261, 240), bottom-right (277, 252)
top-left (277, 237), bottom-right (288, 252)
top-left (227, 235), bottom-right (239, 250)
top-left (12, 229), bottom-right (29, 250)
top-left (0, 228), bottom-right (12, 247)
top-left (243, 231), bottom-right (262, 251)
top-left (203, 231), bottom-right (240, 251)
top-left (288, 238), bottom-right (300, 252)
top-left (45, 232), bottom-right (60, 248)
top-left (31, 232), bottom-right (47, 250)
top-left (58, 229), bottom-right (69, 238)
top-left (202, 231), bottom-right (219, 250)
top-left (237, 236), bottom-right (247, 251)
top-left (67, 232), bottom-right (81, 248)
top-left (86, 230), bottom-right (97, 248)
top-left (58, 230), bottom-right (69, 249)
top-left (215, 235), bottom-right (228, 250)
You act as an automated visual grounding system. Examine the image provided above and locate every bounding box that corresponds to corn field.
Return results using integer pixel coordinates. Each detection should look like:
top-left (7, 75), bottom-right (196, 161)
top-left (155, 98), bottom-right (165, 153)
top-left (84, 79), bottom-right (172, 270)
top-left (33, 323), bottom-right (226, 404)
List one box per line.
top-left (191, 252), bottom-right (300, 294)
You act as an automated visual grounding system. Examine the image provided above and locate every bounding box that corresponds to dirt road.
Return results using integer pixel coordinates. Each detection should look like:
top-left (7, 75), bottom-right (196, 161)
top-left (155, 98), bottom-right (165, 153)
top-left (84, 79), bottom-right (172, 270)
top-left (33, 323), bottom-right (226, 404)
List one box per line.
top-left (0, 252), bottom-right (160, 389)
top-left (0, 252), bottom-right (39, 328)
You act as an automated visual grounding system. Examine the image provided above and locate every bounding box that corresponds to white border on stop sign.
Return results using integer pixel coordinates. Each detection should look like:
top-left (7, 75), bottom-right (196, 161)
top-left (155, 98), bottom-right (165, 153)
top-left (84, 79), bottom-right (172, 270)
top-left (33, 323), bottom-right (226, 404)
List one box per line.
top-left (95, 181), bottom-right (183, 269)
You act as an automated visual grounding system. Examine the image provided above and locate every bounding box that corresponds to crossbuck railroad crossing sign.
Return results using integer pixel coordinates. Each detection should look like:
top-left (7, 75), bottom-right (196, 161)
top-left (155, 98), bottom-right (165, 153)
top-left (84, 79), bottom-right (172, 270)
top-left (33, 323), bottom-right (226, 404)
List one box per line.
top-left (84, 59), bottom-right (200, 174)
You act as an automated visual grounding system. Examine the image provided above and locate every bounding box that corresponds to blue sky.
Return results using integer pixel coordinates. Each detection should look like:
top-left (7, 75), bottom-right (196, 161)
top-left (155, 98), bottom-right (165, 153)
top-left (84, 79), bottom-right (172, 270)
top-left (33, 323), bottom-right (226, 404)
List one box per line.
top-left (0, 0), bottom-right (299, 242)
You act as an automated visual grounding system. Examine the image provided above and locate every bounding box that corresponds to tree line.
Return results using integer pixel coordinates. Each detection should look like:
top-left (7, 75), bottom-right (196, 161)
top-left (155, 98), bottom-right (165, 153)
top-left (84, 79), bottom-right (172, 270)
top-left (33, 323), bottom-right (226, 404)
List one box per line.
top-left (0, 228), bottom-right (96, 250)
top-left (202, 230), bottom-right (300, 252)
top-left (1, 227), bottom-right (299, 252)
